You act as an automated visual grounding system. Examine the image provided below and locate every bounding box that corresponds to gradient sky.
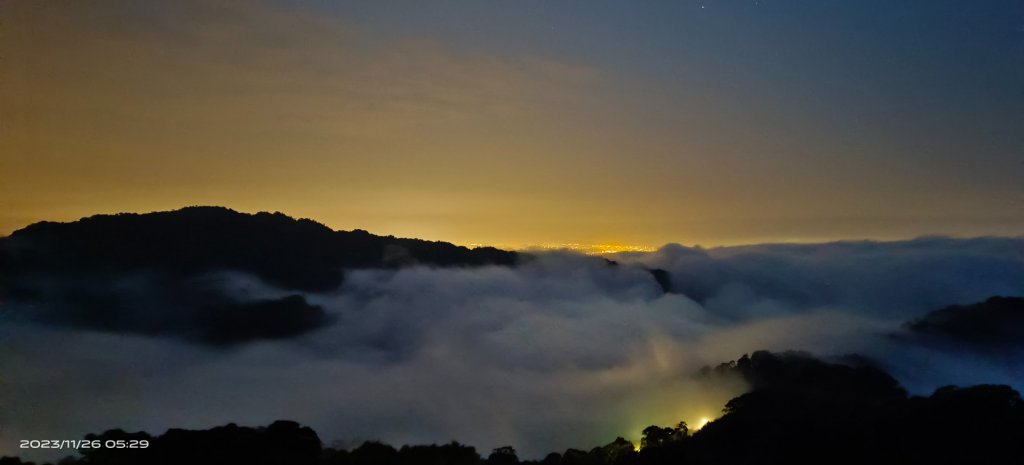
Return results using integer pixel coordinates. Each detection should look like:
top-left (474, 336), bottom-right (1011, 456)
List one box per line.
top-left (2, 0), bottom-right (1022, 247)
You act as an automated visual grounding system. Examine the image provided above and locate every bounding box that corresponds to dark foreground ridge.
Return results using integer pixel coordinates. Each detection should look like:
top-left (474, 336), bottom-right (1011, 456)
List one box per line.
top-left (5, 352), bottom-right (1022, 465)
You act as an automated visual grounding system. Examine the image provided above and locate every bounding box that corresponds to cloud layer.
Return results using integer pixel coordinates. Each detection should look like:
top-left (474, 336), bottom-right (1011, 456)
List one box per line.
top-left (2, 237), bottom-right (1023, 461)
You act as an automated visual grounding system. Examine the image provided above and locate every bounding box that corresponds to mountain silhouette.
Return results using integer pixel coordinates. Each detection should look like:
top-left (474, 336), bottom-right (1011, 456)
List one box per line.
top-left (0, 207), bottom-right (519, 344)
top-left (0, 207), bottom-right (678, 345)
top-left (0, 206), bottom-right (518, 292)
top-left (902, 296), bottom-right (1024, 351)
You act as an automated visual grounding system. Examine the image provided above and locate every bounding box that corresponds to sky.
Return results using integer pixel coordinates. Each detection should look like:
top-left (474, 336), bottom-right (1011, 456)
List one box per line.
top-left (2, 0), bottom-right (1022, 247)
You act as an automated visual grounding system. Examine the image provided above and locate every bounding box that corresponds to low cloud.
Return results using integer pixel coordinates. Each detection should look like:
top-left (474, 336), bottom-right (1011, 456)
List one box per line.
top-left (622, 236), bottom-right (1024, 319)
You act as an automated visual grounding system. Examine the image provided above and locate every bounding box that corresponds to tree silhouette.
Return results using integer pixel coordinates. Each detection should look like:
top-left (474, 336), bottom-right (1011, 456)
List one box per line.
top-left (487, 446), bottom-right (518, 465)
top-left (640, 421), bottom-right (687, 450)
top-left (5, 352), bottom-right (1024, 465)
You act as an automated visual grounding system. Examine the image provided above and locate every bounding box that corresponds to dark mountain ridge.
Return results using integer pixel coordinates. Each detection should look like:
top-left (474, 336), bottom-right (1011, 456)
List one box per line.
top-left (902, 296), bottom-right (1024, 350)
top-left (0, 207), bottom-right (673, 345)
top-left (0, 206), bottom-right (518, 292)
top-left (0, 207), bottom-right (519, 345)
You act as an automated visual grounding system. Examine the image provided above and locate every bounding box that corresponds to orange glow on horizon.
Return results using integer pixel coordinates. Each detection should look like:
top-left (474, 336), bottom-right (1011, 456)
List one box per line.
top-left (470, 242), bottom-right (658, 255)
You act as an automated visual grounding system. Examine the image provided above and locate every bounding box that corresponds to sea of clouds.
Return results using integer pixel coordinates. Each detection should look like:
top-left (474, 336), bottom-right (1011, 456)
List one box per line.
top-left (2, 237), bottom-right (1022, 460)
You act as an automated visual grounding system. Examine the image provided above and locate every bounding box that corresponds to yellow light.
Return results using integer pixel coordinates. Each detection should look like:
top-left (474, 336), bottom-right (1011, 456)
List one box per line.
top-left (695, 417), bottom-right (710, 430)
